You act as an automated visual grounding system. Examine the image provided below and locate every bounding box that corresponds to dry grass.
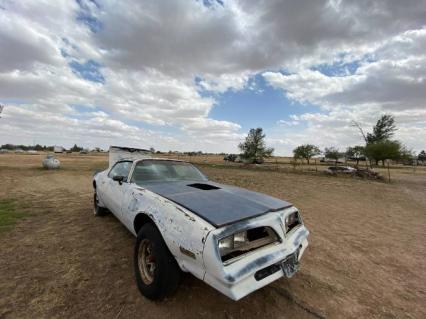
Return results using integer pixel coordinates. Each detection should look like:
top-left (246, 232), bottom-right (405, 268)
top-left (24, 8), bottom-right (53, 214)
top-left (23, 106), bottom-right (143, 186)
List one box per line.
top-left (0, 153), bottom-right (425, 319)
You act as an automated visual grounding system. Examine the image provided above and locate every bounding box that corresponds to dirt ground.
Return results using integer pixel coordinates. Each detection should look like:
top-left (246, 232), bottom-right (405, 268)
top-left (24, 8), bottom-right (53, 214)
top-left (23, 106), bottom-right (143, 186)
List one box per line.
top-left (0, 153), bottom-right (425, 319)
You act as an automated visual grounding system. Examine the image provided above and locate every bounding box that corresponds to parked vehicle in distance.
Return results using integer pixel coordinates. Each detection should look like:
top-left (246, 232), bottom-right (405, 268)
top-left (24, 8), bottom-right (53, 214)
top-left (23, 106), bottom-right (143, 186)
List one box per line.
top-left (325, 166), bottom-right (357, 174)
top-left (223, 154), bottom-right (238, 162)
top-left (320, 157), bottom-right (344, 164)
top-left (92, 148), bottom-right (309, 301)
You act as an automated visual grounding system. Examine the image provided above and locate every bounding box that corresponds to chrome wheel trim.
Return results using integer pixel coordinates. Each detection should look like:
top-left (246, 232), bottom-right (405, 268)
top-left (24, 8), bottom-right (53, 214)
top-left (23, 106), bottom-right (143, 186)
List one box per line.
top-left (138, 239), bottom-right (156, 285)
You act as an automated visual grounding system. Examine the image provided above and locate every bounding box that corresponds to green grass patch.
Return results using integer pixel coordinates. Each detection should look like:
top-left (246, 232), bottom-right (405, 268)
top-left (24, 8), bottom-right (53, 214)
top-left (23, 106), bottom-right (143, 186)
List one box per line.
top-left (0, 199), bottom-right (27, 234)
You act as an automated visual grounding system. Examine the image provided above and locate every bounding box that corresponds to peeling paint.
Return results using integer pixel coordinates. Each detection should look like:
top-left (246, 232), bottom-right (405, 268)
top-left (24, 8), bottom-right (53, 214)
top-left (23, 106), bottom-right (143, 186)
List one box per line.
top-left (293, 228), bottom-right (308, 246)
top-left (93, 159), bottom-right (309, 301)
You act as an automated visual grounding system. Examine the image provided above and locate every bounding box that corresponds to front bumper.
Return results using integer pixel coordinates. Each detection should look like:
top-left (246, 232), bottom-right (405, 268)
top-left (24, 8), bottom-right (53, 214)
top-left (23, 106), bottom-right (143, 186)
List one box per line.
top-left (202, 208), bottom-right (309, 300)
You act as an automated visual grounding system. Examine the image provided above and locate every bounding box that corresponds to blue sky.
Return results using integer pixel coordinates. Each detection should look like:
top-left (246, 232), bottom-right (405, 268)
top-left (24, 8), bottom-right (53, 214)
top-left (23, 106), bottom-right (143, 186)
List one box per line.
top-left (208, 75), bottom-right (316, 133)
top-left (69, 60), bottom-right (105, 83)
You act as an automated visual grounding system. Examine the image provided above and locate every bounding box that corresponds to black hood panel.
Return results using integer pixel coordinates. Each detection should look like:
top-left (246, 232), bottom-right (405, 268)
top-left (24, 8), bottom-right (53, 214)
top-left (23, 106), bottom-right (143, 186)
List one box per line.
top-left (141, 181), bottom-right (292, 227)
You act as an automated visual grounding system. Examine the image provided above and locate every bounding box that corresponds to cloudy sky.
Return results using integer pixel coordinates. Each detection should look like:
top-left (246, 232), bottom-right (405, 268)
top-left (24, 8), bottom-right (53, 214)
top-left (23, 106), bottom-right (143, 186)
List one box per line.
top-left (1, 0), bottom-right (425, 154)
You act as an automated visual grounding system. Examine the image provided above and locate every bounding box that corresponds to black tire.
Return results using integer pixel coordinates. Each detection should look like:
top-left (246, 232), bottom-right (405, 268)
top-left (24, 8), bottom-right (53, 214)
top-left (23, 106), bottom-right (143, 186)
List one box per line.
top-left (93, 192), bottom-right (108, 216)
top-left (134, 223), bottom-right (181, 300)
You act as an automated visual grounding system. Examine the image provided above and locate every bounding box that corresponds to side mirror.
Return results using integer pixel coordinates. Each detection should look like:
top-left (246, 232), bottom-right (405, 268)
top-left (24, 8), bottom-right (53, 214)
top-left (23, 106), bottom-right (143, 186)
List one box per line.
top-left (113, 175), bottom-right (125, 184)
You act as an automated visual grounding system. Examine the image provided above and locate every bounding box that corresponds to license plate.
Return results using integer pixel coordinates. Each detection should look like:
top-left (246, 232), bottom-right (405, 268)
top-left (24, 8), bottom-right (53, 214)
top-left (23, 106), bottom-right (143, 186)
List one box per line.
top-left (281, 251), bottom-right (300, 278)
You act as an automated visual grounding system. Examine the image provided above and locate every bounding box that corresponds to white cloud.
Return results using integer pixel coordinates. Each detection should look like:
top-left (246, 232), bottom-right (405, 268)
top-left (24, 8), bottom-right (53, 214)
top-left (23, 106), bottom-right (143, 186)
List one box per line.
top-left (98, 68), bottom-right (216, 126)
top-left (0, 1), bottom-right (242, 151)
top-left (1, 104), bottom-right (184, 150)
top-left (1, 0), bottom-right (425, 153)
top-left (264, 28), bottom-right (426, 154)
top-left (263, 70), bottom-right (361, 106)
top-left (264, 29), bottom-right (426, 112)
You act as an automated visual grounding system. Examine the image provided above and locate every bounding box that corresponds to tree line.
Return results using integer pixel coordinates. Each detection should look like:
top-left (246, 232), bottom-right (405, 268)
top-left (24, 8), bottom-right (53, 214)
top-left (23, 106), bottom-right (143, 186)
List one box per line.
top-left (291, 114), bottom-right (409, 167)
top-left (1, 144), bottom-right (88, 152)
top-left (1, 144), bottom-right (55, 151)
top-left (235, 115), bottom-right (425, 166)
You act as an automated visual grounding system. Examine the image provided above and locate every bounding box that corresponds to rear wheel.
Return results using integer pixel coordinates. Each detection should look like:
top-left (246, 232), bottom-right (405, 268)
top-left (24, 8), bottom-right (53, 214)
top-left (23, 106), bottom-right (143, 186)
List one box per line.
top-left (134, 223), bottom-right (181, 300)
top-left (93, 192), bottom-right (108, 216)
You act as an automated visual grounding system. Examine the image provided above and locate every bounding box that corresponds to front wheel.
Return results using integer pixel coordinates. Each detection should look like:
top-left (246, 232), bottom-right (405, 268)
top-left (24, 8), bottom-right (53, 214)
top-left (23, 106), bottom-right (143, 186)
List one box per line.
top-left (93, 192), bottom-right (108, 216)
top-left (134, 223), bottom-right (181, 300)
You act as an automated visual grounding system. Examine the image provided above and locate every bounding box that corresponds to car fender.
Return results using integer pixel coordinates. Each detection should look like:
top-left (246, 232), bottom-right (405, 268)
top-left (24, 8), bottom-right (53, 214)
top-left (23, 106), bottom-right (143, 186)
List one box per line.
top-left (124, 186), bottom-right (215, 280)
top-left (93, 170), bottom-right (108, 207)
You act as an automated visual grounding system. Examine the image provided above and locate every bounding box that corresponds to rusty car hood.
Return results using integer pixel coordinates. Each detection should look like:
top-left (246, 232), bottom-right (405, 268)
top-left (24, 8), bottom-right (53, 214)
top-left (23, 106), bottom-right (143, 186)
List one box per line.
top-left (140, 180), bottom-right (292, 227)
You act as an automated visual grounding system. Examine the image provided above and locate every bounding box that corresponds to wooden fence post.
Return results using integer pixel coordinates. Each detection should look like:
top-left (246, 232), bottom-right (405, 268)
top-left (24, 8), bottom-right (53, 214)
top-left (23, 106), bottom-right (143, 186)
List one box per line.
top-left (387, 160), bottom-right (391, 183)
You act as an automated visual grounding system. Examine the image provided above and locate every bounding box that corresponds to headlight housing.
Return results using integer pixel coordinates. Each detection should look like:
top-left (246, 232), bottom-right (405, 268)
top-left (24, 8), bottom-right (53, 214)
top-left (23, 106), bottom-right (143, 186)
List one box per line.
top-left (285, 211), bottom-right (301, 234)
top-left (218, 227), bottom-right (279, 263)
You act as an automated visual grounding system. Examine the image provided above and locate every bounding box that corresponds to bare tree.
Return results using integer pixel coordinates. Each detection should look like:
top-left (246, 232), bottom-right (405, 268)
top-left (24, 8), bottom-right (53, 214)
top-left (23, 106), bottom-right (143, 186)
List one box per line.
top-left (352, 115), bottom-right (397, 144)
top-left (351, 120), bottom-right (367, 143)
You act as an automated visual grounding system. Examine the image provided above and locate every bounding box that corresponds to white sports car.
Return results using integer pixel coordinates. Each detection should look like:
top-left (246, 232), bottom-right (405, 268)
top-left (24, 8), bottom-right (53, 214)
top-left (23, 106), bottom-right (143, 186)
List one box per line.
top-left (93, 147), bottom-right (309, 300)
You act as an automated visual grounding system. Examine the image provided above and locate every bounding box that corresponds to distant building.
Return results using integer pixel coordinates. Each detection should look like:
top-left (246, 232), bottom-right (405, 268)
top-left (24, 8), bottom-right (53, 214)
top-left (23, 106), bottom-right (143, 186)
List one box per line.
top-left (54, 146), bottom-right (65, 153)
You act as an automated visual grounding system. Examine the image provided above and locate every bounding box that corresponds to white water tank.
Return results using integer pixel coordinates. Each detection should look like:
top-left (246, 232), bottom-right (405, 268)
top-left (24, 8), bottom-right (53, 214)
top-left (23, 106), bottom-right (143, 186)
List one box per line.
top-left (42, 154), bottom-right (60, 169)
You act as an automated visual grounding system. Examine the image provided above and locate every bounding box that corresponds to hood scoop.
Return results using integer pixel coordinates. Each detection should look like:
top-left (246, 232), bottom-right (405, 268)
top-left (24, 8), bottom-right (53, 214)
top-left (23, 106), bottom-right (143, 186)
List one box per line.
top-left (187, 183), bottom-right (220, 190)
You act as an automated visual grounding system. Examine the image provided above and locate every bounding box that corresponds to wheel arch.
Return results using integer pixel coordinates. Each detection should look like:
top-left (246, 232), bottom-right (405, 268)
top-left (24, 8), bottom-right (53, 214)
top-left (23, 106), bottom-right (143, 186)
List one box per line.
top-left (133, 212), bottom-right (180, 266)
top-left (134, 213), bottom-right (157, 235)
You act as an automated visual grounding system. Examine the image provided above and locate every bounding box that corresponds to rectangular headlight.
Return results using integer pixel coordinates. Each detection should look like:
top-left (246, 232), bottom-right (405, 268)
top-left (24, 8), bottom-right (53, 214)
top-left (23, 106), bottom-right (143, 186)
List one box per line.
top-left (218, 231), bottom-right (249, 256)
top-left (218, 235), bottom-right (235, 250)
top-left (218, 227), bottom-right (279, 263)
top-left (285, 212), bottom-right (301, 233)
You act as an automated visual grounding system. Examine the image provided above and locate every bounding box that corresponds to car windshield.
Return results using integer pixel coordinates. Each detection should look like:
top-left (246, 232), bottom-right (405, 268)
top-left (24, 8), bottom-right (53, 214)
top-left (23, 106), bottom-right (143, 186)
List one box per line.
top-left (131, 160), bottom-right (207, 184)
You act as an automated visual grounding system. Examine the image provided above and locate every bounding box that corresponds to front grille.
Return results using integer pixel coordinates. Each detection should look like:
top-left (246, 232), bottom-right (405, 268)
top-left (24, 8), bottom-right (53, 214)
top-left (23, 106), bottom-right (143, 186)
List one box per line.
top-left (254, 263), bottom-right (281, 281)
top-left (247, 227), bottom-right (271, 241)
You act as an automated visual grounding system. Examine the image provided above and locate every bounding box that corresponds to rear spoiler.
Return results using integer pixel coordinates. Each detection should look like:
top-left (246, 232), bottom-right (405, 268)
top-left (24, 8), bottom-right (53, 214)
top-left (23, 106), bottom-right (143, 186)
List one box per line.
top-left (109, 146), bottom-right (152, 168)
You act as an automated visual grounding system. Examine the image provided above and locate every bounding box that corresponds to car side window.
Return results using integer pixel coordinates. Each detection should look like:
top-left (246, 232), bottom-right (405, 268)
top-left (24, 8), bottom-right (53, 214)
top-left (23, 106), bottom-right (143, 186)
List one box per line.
top-left (108, 161), bottom-right (132, 181)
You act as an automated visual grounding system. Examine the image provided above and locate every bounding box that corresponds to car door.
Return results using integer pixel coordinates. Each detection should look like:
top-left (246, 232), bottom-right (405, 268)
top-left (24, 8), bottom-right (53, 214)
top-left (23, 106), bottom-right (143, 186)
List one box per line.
top-left (119, 160), bottom-right (148, 229)
top-left (103, 161), bottom-right (133, 219)
top-left (119, 182), bottom-right (142, 232)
